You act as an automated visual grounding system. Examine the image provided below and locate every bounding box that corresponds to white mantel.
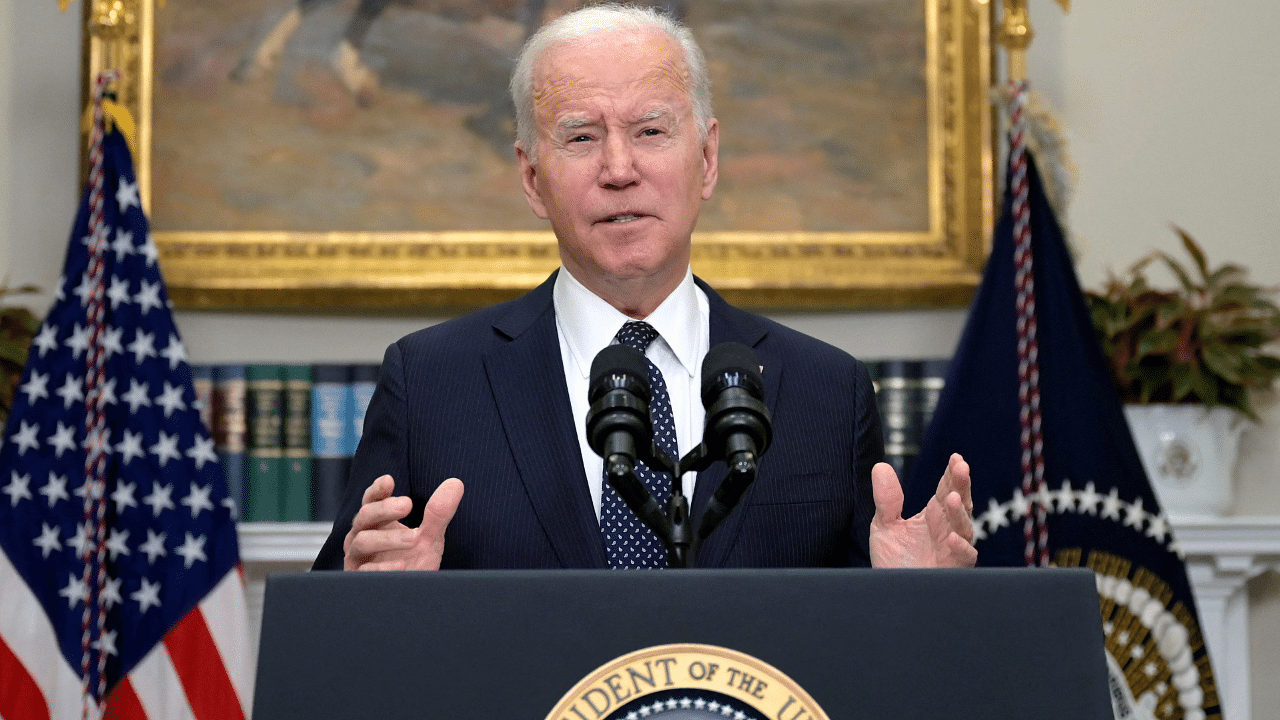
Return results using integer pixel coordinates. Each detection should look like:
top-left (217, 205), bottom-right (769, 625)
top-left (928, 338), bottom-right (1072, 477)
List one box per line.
top-left (236, 516), bottom-right (1280, 719)
top-left (1166, 516), bottom-right (1280, 720)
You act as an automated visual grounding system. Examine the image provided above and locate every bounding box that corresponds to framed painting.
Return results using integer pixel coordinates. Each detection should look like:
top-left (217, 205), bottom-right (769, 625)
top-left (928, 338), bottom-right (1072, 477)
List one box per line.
top-left (87, 0), bottom-right (994, 310)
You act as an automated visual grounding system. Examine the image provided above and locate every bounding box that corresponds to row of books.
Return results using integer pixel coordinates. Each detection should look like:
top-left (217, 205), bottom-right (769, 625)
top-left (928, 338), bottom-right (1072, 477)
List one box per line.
top-left (191, 363), bottom-right (379, 523)
top-left (194, 359), bottom-right (945, 525)
top-left (866, 359), bottom-right (950, 485)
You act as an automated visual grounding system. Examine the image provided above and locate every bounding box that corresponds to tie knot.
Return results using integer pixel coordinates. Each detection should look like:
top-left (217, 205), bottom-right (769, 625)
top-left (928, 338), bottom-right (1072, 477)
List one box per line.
top-left (615, 321), bottom-right (660, 352)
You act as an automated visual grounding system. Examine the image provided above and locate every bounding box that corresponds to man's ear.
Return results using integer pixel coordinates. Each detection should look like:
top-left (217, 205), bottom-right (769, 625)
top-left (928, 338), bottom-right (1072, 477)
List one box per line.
top-left (516, 143), bottom-right (549, 220)
top-left (700, 118), bottom-right (720, 201)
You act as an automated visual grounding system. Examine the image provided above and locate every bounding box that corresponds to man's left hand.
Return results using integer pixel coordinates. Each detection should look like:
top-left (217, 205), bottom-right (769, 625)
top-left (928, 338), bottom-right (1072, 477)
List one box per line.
top-left (869, 453), bottom-right (977, 568)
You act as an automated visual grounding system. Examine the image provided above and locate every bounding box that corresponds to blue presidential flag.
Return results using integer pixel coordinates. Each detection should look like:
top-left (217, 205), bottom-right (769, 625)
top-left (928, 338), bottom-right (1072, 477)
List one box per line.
top-left (0, 92), bottom-right (251, 720)
top-left (907, 86), bottom-right (1220, 720)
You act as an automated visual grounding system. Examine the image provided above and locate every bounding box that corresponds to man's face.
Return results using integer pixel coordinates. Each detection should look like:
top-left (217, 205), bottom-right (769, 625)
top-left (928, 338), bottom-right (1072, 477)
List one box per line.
top-left (516, 29), bottom-right (719, 307)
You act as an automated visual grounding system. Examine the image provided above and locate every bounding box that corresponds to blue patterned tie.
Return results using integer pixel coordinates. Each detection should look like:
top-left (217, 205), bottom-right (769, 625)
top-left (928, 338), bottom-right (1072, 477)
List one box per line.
top-left (600, 321), bottom-right (676, 568)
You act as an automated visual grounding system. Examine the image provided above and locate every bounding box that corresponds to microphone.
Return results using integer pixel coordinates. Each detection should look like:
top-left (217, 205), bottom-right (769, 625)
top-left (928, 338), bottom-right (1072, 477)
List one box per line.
top-left (586, 344), bottom-right (652, 474)
top-left (586, 344), bottom-right (676, 562)
top-left (700, 342), bottom-right (772, 473)
top-left (695, 343), bottom-right (772, 547)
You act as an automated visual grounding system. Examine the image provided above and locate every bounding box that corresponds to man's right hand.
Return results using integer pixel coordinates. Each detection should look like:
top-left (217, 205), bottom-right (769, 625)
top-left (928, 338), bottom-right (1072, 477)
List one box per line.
top-left (342, 475), bottom-right (464, 571)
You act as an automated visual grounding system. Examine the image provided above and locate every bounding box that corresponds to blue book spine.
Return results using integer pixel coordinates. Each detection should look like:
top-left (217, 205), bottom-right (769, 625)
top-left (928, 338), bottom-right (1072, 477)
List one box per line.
top-left (350, 364), bottom-right (379, 447)
top-left (312, 364), bottom-right (354, 522)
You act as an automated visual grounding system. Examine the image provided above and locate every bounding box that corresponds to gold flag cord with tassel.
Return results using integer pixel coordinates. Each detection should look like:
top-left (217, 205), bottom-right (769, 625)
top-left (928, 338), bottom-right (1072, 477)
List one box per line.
top-left (80, 99), bottom-right (138, 160)
top-left (61, 0), bottom-right (159, 199)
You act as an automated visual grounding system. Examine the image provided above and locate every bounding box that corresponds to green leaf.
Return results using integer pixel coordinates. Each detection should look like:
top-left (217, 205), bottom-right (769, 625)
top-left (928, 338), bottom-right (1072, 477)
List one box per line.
top-left (1173, 225), bottom-right (1211, 282)
top-left (1201, 343), bottom-right (1243, 384)
top-left (1136, 328), bottom-right (1178, 358)
top-left (1132, 364), bottom-right (1166, 403)
top-left (1219, 332), bottom-right (1274, 351)
top-left (0, 282), bottom-right (41, 298)
top-left (1189, 364), bottom-right (1219, 405)
top-left (1255, 355), bottom-right (1280, 372)
top-left (1154, 304), bottom-right (1191, 331)
top-left (0, 339), bottom-right (29, 366)
top-left (1219, 384), bottom-right (1255, 418)
top-left (1206, 264), bottom-right (1247, 289)
top-left (1154, 250), bottom-right (1197, 294)
top-left (1238, 356), bottom-right (1280, 388)
top-left (1246, 295), bottom-right (1280, 315)
top-left (1169, 364), bottom-right (1193, 400)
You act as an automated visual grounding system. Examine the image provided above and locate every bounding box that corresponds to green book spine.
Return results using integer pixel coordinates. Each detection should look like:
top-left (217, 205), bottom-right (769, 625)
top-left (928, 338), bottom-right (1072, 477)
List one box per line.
top-left (281, 364), bottom-right (313, 521)
top-left (246, 364), bottom-right (285, 522)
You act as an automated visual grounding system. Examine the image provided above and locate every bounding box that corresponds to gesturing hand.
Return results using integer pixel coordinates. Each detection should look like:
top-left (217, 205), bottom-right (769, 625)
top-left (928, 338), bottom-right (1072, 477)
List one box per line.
top-left (343, 475), bottom-right (465, 571)
top-left (869, 453), bottom-right (977, 568)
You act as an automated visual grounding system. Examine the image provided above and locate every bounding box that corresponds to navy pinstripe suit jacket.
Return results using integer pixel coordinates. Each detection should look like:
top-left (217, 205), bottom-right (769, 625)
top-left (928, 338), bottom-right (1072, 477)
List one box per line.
top-left (312, 273), bottom-right (883, 570)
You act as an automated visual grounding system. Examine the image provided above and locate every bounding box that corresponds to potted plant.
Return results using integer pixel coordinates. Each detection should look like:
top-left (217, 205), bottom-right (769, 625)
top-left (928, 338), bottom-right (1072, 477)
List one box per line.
top-left (1086, 227), bottom-right (1280, 515)
top-left (0, 282), bottom-right (41, 430)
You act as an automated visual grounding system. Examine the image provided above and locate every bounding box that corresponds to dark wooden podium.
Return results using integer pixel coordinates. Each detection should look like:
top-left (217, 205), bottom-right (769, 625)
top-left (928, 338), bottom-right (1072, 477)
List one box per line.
top-left (252, 568), bottom-right (1111, 720)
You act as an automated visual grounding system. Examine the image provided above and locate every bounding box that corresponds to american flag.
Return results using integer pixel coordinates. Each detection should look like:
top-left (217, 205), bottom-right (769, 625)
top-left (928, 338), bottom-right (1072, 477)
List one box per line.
top-left (0, 80), bottom-right (251, 720)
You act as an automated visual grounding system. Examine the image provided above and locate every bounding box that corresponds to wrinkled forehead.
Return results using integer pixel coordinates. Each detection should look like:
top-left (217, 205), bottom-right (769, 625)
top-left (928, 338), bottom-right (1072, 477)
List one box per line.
top-left (530, 29), bottom-right (692, 120)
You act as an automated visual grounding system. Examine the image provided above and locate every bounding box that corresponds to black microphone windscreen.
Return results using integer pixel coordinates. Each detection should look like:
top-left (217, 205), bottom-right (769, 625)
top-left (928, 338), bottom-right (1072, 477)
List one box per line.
top-left (589, 344), bottom-right (650, 403)
top-left (701, 342), bottom-right (763, 399)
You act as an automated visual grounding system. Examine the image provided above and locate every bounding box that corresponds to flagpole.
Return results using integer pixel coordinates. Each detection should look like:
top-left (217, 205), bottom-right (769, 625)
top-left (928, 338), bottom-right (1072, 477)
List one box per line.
top-left (997, 0), bottom-right (1032, 82)
top-left (996, 0), bottom-right (1070, 82)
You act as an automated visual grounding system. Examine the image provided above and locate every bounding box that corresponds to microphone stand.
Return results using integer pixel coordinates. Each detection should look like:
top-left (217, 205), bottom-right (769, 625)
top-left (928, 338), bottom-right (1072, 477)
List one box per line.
top-left (602, 443), bottom-right (692, 568)
top-left (603, 439), bottom-right (761, 569)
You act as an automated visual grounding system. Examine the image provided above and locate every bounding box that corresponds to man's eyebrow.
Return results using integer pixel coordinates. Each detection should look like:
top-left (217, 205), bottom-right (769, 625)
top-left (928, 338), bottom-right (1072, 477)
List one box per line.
top-left (635, 108), bottom-right (674, 124)
top-left (555, 117), bottom-right (593, 133)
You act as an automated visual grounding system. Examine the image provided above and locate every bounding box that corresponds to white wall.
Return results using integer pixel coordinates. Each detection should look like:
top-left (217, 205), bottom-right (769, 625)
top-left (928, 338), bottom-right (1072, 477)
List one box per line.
top-left (1024, 0), bottom-right (1280, 518)
top-left (4, 0), bottom-right (1278, 713)
top-left (3, 1), bottom-right (82, 302)
top-left (0, 0), bottom-right (10, 276)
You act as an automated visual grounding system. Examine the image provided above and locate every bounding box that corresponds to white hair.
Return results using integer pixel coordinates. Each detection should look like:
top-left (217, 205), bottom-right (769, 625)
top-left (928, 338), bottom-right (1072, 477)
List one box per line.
top-left (509, 3), bottom-right (713, 163)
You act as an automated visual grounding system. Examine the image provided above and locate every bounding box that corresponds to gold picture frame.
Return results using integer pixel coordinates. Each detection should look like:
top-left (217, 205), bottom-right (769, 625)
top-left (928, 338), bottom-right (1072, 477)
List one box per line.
top-left (85, 0), bottom-right (994, 311)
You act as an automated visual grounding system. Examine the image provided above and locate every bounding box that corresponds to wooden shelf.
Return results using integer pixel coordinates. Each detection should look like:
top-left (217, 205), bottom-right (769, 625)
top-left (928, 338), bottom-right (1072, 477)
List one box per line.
top-left (237, 521), bottom-right (330, 565)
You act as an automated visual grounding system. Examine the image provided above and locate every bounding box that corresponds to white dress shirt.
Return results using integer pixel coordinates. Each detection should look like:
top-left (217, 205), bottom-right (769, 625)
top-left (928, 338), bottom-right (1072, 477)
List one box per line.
top-left (553, 267), bottom-right (710, 519)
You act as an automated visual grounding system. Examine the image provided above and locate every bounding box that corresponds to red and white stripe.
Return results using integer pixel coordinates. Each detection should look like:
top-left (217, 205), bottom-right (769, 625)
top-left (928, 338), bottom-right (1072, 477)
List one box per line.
top-left (0, 549), bottom-right (253, 720)
top-left (1009, 79), bottom-right (1050, 568)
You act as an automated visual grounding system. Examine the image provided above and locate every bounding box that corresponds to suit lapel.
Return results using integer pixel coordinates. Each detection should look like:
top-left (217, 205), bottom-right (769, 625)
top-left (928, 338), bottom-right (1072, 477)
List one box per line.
top-left (690, 281), bottom-right (782, 567)
top-left (484, 275), bottom-right (608, 568)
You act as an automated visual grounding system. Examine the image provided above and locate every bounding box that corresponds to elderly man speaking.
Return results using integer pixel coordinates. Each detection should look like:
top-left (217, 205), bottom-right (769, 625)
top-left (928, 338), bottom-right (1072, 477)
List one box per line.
top-left (313, 3), bottom-right (977, 573)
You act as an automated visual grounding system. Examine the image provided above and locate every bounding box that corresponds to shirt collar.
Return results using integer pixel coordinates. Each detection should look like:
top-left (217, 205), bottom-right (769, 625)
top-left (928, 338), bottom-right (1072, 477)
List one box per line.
top-left (553, 267), bottom-right (704, 381)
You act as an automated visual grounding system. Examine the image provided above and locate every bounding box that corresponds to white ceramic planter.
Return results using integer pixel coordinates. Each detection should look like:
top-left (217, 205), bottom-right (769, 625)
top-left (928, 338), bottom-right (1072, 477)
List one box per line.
top-left (1122, 404), bottom-right (1247, 517)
